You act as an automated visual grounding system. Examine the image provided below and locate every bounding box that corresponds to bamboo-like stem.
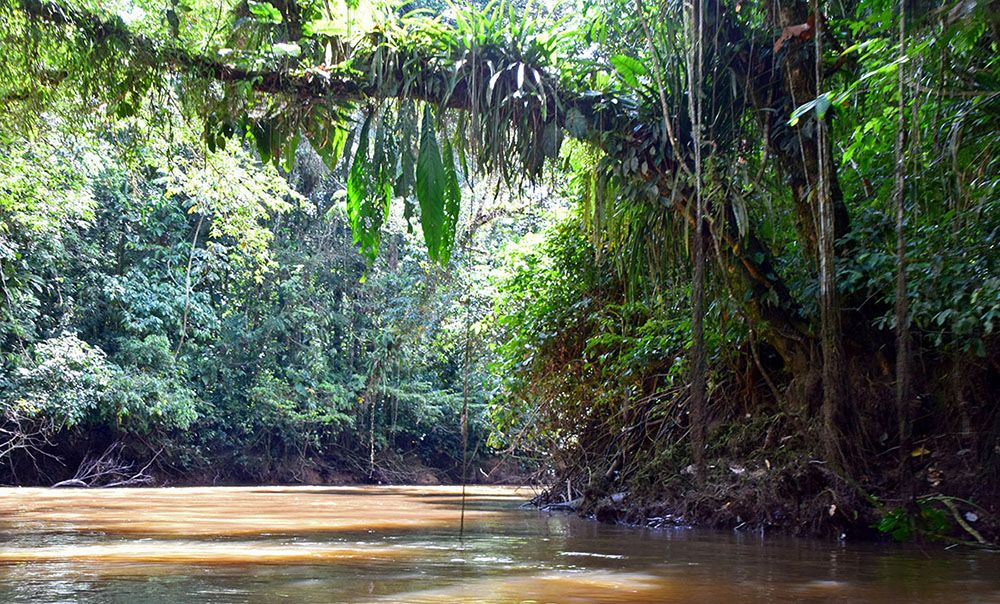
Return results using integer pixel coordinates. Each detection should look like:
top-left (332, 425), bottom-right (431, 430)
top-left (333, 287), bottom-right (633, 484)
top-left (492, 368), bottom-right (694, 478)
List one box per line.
top-left (459, 293), bottom-right (471, 537)
top-left (175, 213), bottom-right (205, 356)
top-left (894, 0), bottom-right (912, 472)
top-left (685, 0), bottom-right (707, 486)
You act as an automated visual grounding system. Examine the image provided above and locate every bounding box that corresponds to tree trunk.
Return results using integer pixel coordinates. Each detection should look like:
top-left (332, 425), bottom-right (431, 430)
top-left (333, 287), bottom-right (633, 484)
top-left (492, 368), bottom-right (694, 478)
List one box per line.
top-left (813, 0), bottom-right (848, 467)
top-left (687, 0), bottom-right (708, 486)
top-left (766, 1), bottom-right (851, 261)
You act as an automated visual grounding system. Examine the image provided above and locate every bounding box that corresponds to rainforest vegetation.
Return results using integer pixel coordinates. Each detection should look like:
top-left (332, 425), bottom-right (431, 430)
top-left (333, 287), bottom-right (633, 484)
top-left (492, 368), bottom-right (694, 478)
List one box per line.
top-left (0, 0), bottom-right (997, 542)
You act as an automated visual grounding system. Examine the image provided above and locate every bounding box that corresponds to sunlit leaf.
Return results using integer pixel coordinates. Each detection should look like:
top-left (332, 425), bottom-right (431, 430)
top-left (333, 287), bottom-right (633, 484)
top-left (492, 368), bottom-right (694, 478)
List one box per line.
top-left (248, 1), bottom-right (282, 24)
top-left (272, 42), bottom-right (301, 57)
top-left (610, 54), bottom-right (646, 88)
top-left (347, 113), bottom-right (384, 262)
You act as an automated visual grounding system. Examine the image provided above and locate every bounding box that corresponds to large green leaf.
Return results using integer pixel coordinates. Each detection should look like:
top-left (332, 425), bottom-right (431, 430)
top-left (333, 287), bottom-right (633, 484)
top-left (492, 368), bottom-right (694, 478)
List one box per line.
top-left (305, 109), bottom-right (348, 172)
top-left (346, 113), bottom-right (386, 262)
top-left (610, 54), bottom-right (646, 88)
top-left (394, 101), bottom-right (418, 233)
top-left (439, 137), bottom-right (462, 264)
top-left (346, 115), bottom-right (370, 241)
top-left (250, 119), bottom-right (277, 165)
top-left (248, 0), bottom-right (282, 24)
top-left (415, 105), bottom-right (447, 262)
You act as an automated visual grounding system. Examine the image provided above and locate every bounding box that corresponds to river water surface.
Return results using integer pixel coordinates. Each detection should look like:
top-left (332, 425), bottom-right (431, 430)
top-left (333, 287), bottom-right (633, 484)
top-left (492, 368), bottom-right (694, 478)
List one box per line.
top-left (0, 485), bottom-right (997, 603)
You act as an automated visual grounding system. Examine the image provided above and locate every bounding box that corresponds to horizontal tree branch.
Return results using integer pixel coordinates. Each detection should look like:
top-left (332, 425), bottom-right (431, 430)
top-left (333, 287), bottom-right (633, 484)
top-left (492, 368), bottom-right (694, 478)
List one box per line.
top-left (14, 0), bottom-right (814, 362)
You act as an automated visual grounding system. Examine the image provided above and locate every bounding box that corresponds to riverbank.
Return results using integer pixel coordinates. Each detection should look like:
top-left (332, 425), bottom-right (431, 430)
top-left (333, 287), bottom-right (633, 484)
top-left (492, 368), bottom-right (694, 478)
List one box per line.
top-left (6, 426), bottom-right (995, 546)
top-left (532, 450), bottom-right (1000, 547)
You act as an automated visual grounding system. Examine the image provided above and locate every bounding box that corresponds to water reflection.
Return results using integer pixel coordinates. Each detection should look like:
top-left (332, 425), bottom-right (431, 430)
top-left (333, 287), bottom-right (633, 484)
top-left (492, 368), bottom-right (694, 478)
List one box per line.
top-left (0, 486), bottom-right (997, 603)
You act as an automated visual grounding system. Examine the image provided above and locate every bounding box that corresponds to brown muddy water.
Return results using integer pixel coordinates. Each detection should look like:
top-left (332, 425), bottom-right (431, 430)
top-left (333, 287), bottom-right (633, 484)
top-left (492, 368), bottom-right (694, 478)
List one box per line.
top-left (0, 486), bottom-right (997, 603)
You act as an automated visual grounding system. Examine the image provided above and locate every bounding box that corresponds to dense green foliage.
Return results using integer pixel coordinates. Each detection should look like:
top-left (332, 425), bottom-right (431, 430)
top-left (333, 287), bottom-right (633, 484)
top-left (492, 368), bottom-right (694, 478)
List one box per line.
top-left (0, 116), bottom-right (511, 483)
top-left (0, 0), bottom-right (997, 541)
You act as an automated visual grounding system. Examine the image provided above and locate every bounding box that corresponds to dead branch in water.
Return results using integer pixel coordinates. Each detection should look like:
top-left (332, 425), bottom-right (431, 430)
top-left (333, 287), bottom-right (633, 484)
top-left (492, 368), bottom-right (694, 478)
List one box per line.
top-left (52, 442), bottom-right (161, 488)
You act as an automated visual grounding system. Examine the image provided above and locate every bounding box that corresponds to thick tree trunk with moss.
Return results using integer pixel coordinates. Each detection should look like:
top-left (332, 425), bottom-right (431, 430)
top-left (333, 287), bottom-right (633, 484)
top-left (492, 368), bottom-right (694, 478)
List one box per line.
top-left (812, 0), bottom-right (849, 467)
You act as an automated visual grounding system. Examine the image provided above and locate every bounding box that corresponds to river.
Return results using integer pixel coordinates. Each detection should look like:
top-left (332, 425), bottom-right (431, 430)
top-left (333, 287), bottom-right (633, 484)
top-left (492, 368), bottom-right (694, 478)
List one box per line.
top-left (0, 486), bottom-right (996, 602)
